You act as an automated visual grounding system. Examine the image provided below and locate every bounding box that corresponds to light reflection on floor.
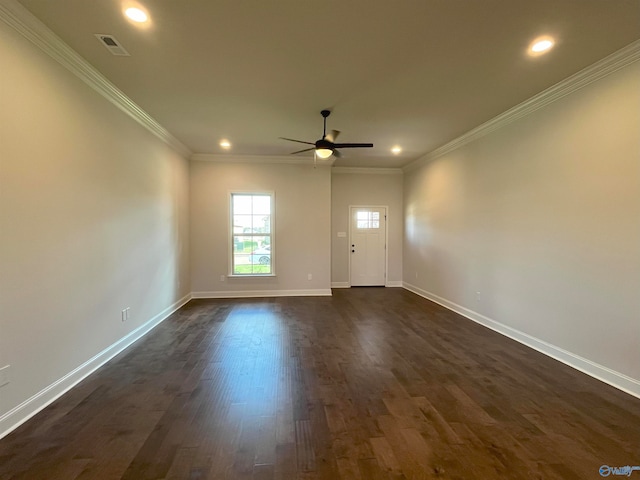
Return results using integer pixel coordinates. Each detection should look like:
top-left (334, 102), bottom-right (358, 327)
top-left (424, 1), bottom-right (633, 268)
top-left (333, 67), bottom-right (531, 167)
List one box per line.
top-left (196, 302), bottom-right (291, 458)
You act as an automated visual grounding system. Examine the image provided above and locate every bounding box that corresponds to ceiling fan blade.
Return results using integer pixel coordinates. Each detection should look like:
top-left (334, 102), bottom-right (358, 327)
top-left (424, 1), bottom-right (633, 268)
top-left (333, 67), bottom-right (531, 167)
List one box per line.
top-left (279, 137), bottom-right (315, 145)
top-left (333, 143), bottom-right (374, 148)
top-left (333, 149), bottom-right (342, 158)
top-left (290, 147), bottom-right (315, 155)
top-left (326, 130), bottom-right (341, 142)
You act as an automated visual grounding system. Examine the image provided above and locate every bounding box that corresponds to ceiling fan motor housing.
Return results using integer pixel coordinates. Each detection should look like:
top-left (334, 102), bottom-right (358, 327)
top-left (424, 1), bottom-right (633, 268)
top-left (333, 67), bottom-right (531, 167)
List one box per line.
top-left (316, 138), bottom-right (333, 149)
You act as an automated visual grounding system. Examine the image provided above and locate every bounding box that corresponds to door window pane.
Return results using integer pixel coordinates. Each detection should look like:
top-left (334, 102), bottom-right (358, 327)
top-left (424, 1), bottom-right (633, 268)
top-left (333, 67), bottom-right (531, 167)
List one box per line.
top-left (356, 211), bottom-right (380, 229)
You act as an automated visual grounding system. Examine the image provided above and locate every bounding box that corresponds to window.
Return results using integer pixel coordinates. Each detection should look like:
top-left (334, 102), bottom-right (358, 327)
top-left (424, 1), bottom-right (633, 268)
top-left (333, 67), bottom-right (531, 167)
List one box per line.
top-left (356, 210), bottom-right (380, 229)
top-left (231, 193), bottom-right (273, 275)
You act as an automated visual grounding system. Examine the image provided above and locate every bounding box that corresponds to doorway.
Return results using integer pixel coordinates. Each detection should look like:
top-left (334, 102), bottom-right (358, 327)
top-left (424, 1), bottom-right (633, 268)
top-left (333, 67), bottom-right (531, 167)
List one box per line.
top-left (349, 206), bottom-right (387, 286)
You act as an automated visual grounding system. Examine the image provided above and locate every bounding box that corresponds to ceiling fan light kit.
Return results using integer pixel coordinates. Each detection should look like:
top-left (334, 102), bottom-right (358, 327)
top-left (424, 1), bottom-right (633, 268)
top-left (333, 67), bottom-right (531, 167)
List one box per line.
top-left (315, 148), bottom-right (333, 159)
top-left (280, 110), bottom-right (373, 160)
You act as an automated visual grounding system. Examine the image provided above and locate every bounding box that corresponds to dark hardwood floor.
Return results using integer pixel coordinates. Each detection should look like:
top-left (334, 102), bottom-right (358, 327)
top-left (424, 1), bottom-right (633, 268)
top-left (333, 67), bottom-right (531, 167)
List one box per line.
top-left (1, 288), bottom-right (639, 479)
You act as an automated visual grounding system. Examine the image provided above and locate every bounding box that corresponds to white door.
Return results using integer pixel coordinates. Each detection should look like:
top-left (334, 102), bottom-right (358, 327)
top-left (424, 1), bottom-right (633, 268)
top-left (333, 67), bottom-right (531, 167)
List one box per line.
top-left (350, 207), bottom-right (386, 286)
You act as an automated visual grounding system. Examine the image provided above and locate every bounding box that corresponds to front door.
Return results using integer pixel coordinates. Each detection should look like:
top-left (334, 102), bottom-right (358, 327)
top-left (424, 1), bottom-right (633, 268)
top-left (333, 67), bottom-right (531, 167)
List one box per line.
top-left (349, 206), bottom-right (386, 286)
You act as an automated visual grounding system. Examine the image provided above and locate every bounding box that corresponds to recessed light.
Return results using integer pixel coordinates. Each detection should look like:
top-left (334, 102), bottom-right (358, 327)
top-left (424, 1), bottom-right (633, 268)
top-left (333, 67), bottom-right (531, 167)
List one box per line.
top-left (391, 146), bottom-right (402, 155)
top-left (532, 39), bottom-right (553, 52)
top-left (529, 36), bottom-right (555, 56)
top-left (220, 140), bottom-right (231, 149)
top-left (124, 7), bottom-right (148, 23)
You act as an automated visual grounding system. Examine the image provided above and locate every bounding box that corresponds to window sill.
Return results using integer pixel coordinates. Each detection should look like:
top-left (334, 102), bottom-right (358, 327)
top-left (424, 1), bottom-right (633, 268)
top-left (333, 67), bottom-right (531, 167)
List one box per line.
top-left (227, 274), bottom-right (277, 278)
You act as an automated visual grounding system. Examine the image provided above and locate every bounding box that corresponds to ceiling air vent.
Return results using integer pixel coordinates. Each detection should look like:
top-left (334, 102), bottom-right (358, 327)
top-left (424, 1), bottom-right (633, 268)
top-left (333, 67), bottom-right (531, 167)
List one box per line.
top-left (94, 34), bottom-right (130, 56)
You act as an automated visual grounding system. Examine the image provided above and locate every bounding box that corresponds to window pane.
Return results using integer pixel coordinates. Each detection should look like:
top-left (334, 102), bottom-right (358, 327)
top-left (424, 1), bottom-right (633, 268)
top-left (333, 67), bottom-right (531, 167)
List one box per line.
top-left (232, 235), bottom-right (271, 274)
top-left (233, 195), bottom-right (252, 214)
top-left (254, 214), bottom-right (270, 233)
top-left (234, 243), bottom-right (271, 272)
top-left (249, 244), bottom-right (271, 266)
top-left (252, 195), bottom-right (271, 214)
top-left (233, 215), bottom-right (253, 234)
top-left (357, 211), bottom-right (368, 220)
top-left (233, 214), bottom-right (271, 234)
top-left (234, 235), bottom-right (259, 253)
top-left (233, 254), bottom-right (251, 274)
top-left (372, 212), bottom-right (380, 220)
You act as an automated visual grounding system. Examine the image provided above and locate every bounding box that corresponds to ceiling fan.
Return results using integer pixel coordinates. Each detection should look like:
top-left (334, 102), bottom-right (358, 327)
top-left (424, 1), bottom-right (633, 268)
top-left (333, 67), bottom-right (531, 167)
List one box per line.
top-left (280, 110), bottom-right (373, 159)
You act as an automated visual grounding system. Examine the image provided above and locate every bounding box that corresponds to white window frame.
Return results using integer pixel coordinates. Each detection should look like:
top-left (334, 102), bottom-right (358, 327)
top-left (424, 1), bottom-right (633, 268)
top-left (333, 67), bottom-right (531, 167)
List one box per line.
top-left (228, 191), bottom-right (275, 277)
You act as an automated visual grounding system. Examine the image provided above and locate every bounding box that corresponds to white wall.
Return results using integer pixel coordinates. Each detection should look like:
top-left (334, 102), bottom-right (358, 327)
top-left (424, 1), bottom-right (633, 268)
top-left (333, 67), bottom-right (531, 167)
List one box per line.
top-left (403, 60), bottom-right (640, 392)
top-left (331, 170), bottom-right (403, 286)
top-left (0, 17), bottom-right (190, 432)
top-left (190, 160), bottom-right (331, 296)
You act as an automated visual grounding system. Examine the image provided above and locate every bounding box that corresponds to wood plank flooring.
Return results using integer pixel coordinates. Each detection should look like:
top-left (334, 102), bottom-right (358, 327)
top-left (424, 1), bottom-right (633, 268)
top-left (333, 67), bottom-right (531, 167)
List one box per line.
top-left (1, 288), bottom-right (639, 479)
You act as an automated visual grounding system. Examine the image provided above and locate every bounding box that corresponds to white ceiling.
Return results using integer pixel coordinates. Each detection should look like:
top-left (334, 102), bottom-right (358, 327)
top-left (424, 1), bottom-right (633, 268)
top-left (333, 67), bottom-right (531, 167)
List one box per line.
top-left (15, 0), bottom-right (640, 168)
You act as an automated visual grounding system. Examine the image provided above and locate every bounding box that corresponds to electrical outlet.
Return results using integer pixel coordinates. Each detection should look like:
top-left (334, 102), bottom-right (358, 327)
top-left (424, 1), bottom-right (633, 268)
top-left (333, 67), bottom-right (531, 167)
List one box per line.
top-left (307, 273), bottom-right (312, 281)
top-left (126, 307), bottom-right (131, 320)
top-left (121, 309), bottom-right (126, 322)
top-left (220, 274), bottom-right (225, 282)
top-left (0, 365), bottom-right (11, 388)
top-left (476, 291), bottom-right (481, 301)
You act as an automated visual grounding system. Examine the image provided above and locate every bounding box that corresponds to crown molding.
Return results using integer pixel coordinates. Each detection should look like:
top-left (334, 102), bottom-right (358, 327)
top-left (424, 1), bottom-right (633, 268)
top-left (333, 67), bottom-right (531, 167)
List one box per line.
top-left (331, 167), bottom-right (403, 175)
top-left (190, 153), bottom-right (336, 166)
top-left (404, 39), bottom-right (640, 173)
top-left (0, 0), bottom-right (192, 158)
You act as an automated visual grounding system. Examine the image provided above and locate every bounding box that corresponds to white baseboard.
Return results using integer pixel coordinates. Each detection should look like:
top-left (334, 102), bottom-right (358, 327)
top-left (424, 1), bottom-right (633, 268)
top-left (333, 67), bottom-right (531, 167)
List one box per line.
top-left (331, 281), bottom-right (403, 288)
top-left (192, 289), bottom-right (332, 299)
top-left (0, 293), bottom-right (192, 440)
top-left (402, 282), bottom-right (640, 400)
